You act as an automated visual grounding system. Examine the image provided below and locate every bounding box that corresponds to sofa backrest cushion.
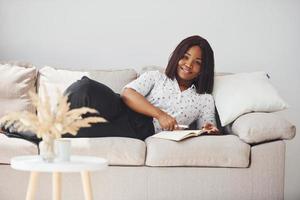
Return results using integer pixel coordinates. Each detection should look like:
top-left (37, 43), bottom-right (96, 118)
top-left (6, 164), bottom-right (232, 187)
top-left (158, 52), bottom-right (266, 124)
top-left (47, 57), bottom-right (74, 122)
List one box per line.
top-left (88, 69), bottom-right (137, 93)
top-left (37, 66), bottom-right (137, 110)
top-left (0, 64), bottom-right (37, 118)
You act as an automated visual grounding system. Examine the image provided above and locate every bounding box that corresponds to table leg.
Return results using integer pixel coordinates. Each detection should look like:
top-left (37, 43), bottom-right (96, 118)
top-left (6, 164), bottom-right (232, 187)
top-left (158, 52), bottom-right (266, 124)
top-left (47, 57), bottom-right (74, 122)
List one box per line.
top-left (52, 172), bottom-right (61, 200)
top-left (81, 171), bottom-right (93, 200)
top-left (26, 171), bottom-right (39, 200)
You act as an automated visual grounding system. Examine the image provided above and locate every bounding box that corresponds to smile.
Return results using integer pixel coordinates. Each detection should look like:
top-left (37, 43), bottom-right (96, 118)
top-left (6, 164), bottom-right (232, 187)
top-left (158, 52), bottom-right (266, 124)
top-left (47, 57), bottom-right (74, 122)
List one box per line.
top-left (180, 66), bottom-right (192, 74)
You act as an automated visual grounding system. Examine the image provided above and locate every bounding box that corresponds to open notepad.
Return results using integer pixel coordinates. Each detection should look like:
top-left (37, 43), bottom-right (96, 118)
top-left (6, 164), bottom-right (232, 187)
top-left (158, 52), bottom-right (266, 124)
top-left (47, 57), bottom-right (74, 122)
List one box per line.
top-left (151, 130), bottom-right (206, 141)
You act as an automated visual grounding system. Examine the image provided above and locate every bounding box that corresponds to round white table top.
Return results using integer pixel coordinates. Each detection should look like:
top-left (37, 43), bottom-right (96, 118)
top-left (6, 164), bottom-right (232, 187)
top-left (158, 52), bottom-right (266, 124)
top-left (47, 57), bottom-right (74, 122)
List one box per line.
top-left (11, 155), bottom-right (108, 173)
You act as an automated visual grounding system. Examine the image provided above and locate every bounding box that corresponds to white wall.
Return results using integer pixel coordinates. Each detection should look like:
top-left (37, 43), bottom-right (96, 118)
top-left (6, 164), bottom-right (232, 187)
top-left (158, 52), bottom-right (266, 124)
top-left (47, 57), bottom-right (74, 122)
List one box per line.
top-left (1, 0), bottom-right (299, 199)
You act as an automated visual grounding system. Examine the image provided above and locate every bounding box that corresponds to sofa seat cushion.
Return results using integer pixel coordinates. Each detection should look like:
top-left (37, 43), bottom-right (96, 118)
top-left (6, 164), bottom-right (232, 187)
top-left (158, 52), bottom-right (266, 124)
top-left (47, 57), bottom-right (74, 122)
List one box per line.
top-left (0, 134), bottom-right (38, 164)
top-left (69, 137), bottom-right (146, 166)
top-left (145, 135), bottom-right (250, 167)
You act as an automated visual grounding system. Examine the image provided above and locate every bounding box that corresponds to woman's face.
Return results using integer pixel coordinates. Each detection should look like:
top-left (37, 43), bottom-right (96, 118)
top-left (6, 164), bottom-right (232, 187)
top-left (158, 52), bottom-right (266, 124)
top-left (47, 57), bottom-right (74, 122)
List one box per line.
top-left (177, 45), bottom-right (202, 81)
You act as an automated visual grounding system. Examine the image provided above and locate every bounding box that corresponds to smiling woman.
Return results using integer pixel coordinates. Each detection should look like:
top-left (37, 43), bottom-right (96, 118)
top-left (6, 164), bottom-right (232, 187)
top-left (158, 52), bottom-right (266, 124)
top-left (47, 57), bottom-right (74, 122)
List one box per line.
top-left (176, 46), bottom-right (202, 91)
top-left (165, 35), bottom-right (215, 94)
top-left (64, 35), bottom-right (219, 140)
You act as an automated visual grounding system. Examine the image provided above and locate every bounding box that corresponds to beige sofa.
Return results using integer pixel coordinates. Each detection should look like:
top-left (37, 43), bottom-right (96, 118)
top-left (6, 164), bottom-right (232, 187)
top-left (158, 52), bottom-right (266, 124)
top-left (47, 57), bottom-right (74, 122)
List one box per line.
top-left (0, 63), bottom-right (296, 200)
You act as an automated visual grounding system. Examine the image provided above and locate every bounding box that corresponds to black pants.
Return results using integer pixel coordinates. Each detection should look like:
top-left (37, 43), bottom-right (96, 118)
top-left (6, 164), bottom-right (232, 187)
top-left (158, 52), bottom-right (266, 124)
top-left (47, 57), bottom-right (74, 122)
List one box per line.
top-left (63, 76), bottom-right (155, 140)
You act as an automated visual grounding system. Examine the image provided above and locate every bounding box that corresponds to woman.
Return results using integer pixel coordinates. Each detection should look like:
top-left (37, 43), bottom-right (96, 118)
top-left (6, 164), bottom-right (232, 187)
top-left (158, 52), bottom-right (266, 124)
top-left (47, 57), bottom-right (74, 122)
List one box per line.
top-left (65, 35), bottom-right (219, 140)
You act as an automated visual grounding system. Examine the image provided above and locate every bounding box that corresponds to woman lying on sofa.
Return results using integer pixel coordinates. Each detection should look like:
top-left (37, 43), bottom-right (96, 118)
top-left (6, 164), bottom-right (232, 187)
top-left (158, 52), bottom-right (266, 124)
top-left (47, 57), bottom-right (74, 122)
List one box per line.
top-left (63, 35), bottom-right (219, 140)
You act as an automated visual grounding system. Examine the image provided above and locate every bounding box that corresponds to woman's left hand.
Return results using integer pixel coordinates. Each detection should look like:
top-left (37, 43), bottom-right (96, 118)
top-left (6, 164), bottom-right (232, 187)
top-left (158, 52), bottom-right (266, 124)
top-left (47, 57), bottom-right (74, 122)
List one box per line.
top-left (202, 123), bottom-right (219, 134)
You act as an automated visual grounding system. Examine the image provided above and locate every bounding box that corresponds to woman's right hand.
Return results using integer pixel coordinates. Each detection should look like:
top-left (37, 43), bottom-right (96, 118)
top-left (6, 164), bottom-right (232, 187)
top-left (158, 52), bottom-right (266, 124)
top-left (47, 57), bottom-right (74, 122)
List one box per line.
top-left (156, 111), bottom-right (178, 131)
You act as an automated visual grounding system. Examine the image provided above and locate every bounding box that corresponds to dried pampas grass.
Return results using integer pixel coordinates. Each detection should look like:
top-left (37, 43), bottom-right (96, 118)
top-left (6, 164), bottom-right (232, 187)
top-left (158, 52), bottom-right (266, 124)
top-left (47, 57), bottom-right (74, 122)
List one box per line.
top-left (0, 87), bottom-right (106, 139)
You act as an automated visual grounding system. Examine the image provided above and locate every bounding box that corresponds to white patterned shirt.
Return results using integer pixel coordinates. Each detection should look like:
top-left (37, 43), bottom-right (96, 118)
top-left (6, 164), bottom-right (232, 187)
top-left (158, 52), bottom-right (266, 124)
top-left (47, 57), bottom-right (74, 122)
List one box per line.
top-left (123, 71), bottom-right (216, 133)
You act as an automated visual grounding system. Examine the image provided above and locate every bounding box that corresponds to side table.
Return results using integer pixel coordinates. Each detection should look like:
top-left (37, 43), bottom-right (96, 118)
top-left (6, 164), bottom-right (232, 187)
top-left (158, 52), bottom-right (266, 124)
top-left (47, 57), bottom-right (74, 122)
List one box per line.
top-left (11, 155), bottom-right (108, 200)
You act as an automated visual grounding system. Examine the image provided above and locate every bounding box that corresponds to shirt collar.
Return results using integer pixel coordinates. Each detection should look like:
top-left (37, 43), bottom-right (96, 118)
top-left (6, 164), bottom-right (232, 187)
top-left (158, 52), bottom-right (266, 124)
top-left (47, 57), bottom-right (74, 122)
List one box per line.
top-left (184, 84), bottom-right (196, 93)
top-left (173, 77), bottom-right (196, 92)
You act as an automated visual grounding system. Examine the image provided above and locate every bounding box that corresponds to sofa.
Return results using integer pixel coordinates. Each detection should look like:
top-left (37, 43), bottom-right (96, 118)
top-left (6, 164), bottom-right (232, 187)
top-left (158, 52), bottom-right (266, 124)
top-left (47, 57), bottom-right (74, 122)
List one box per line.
top-left (0, 62), bottom-right (296, 200)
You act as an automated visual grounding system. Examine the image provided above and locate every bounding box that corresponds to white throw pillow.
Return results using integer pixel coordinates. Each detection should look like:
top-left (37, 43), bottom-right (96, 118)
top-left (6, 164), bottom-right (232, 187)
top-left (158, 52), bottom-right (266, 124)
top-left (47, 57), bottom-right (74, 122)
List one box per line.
top-left (38, 66), bottom-right (137, 110)
top-left (38, 66), bottom-right (89, 110)
top-left (213, 71), bottom-right (288, 126)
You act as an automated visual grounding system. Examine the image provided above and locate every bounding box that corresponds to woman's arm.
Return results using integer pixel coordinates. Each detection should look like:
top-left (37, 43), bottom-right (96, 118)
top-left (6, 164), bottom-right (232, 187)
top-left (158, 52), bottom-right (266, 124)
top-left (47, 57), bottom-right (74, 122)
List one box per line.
top-left (121, 88), bottom-right (178, 131)
top-left (198, 94), bottom-right (219, 134)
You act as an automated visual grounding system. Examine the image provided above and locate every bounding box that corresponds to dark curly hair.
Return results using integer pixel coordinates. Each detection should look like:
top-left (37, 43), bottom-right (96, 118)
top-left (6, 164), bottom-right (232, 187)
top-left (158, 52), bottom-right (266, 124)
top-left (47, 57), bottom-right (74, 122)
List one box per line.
top-left (165, 35), bottom-right (215, 94)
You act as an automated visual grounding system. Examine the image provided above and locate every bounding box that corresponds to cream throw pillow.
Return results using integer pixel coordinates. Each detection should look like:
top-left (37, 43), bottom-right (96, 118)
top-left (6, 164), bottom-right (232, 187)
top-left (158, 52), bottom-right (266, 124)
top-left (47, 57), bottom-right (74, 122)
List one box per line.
top-left (213, 71), bottom-right (288, 126)
top-left (0, 64), bottom-right (37, 118)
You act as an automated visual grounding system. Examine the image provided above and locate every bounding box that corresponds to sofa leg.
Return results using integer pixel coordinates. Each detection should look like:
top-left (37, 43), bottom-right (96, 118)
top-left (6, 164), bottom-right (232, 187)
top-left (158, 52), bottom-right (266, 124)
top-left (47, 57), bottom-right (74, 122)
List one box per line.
top-left (81, 171), bottom-right (93, 200)
top-left (26, 172), bottom-right (39, 200)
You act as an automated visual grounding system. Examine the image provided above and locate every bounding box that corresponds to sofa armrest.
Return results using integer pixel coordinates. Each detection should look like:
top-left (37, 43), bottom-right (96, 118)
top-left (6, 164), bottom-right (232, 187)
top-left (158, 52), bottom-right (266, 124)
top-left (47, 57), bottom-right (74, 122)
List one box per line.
top-left (228, 112), bottom-right (296, 144)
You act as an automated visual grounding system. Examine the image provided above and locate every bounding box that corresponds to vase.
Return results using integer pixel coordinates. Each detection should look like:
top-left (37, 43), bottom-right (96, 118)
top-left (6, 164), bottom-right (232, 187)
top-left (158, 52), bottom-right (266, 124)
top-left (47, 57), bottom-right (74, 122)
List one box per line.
top-left (39, 134), bottom-right (56, 162)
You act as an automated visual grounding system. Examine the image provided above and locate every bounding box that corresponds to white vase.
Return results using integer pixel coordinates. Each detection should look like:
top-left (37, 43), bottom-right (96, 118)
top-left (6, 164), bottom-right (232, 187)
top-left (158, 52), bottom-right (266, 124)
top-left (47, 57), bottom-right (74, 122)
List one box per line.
top-left (39, 134), bottom-right (56, 162)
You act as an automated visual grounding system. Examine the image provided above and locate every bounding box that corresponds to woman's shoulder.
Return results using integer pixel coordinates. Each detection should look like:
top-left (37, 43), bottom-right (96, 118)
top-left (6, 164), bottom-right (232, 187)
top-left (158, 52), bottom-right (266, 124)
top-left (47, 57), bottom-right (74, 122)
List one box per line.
top-left (140, 70), bottom-right (166, 80)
